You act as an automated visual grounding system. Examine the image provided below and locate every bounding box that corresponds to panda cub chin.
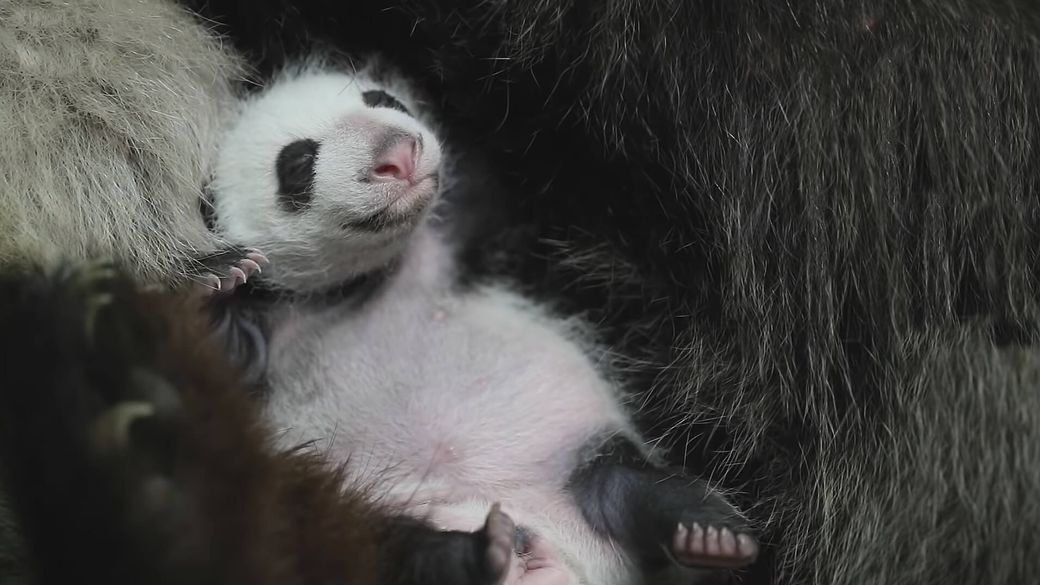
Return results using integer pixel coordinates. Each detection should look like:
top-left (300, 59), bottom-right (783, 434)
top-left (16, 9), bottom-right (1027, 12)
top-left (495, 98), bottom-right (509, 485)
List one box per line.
top-left (206, 59), bottom-right (760, 585)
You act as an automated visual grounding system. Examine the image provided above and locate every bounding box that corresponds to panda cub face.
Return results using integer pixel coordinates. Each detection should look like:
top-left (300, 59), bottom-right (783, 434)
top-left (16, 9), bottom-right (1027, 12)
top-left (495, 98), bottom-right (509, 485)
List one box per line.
top-left (210, 66), bottom-right (443, 293)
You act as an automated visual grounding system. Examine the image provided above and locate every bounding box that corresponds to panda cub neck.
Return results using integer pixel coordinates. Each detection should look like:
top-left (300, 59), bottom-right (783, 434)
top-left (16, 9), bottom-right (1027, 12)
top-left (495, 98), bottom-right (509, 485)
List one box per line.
top-left (208, 61), bottom-right (443, 299)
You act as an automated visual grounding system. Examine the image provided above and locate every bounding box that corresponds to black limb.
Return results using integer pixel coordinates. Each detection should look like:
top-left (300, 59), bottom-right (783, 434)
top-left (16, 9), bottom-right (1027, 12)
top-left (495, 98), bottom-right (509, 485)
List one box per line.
top-left (568, 437), bottom-right (759, 573)
top-left (207, 300), bottom-right (268, 390)
top-left (385, 505), bottom-right (515, 585)
top-left (191, 244), bottom-right (271, 389)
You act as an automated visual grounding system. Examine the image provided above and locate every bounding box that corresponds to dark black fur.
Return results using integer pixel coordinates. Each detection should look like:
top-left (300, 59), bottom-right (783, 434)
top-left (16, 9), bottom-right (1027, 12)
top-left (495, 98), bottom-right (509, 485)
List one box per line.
top-left (363, 89), bottom-right (411, 115)
top-left (276, 138), bottom-right (319, 212)
top-left (178, 2), bottom-right (1040, 583)
top-left (384, 516), bottom-right (509, 585)
top-left (569, 436), bottom-right (756, 579)
top-left (207, 297), bottom-right (270, 389)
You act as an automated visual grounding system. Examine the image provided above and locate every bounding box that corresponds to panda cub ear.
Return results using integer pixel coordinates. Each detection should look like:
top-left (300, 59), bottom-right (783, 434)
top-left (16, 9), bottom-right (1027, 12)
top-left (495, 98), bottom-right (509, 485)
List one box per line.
top-left (362, 89), bottom-right (410, 115)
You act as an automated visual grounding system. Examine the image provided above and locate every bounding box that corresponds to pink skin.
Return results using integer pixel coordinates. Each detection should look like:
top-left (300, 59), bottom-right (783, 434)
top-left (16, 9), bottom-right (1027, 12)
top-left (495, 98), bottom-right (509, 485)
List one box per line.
top-left (671, 522), bottom-right (759, 569)
top-left (198, 250), bottom-right (269, 296)
top-left (484, 505), bottom-right (574, 585)
top-left (371, 135), bottom-right (419, 184)
top-left (503, 534), bottom-right (573, 585)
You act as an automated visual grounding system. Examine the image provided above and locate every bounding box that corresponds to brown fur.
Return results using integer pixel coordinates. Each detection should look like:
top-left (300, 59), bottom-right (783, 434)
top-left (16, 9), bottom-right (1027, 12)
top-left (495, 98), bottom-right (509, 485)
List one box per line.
top-left (0, 262), bottom-right (410, 585)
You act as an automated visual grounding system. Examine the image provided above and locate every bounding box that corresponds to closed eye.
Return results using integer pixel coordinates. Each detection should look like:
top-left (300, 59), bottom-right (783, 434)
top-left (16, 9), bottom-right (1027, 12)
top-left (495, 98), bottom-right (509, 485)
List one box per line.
top-left (362, 90), bottom-right (411, 115)
top-left (276, 139), bottom-right (319, 213)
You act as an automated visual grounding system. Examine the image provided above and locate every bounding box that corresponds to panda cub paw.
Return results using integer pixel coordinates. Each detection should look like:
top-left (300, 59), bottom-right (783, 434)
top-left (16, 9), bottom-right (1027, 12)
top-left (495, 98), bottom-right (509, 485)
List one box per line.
top-left (670, 521), bottom-right (759, 570)
top-left (194, 247), bottom-right (269, 296)
top-left (482, 504), bottom-right (516, 583)
top-left (483, 505), bottom-right (574, 585)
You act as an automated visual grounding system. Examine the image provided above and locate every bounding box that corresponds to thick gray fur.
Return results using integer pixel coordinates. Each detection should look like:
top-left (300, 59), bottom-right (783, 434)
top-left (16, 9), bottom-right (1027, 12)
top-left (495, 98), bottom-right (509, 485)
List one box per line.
top-left (0, 0), bottom-right (243, 284)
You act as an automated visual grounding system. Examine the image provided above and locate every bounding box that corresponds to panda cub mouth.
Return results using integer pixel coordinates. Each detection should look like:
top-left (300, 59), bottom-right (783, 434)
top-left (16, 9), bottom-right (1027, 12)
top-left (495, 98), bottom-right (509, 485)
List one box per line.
top-left (344, 209), bottom-right (415, 233)
top-left (344, 177), bottom-right (438, 233)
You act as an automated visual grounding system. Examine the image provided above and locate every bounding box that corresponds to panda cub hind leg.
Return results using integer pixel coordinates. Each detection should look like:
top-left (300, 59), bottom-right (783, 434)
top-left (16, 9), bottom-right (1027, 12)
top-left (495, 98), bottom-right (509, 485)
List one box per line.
top-left (569, 437), bottom-right (759, 579)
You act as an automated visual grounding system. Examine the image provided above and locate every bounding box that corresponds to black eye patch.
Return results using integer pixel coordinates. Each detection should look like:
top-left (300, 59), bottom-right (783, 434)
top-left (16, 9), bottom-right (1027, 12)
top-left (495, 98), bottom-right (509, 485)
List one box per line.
top-left (362, 90), bottom-right (410, 115)
top-left (276, 139), bottom-right (319, 213)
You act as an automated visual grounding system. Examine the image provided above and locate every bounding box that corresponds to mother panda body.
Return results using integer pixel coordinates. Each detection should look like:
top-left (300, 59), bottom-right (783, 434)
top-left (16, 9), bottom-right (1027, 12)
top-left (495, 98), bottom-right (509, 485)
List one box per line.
top-left (0, 0), bottom-right (278, 287)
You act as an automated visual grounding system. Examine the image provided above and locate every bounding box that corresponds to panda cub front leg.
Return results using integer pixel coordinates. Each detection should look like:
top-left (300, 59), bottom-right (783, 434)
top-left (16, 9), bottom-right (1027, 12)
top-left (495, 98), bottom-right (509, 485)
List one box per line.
top-left (196, 186), bottom-right (269, 295)
top-left (193, 246), bottom-right (269, 295)
top-left (188, 246), bottom-right (271, 387)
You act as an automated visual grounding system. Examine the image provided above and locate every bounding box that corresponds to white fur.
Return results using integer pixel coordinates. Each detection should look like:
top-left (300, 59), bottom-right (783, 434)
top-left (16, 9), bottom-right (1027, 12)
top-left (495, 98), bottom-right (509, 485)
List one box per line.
top-left (214, 66), bottom-right (646, 584)
top-left (262, 230), bottom-right (638, 585)
top-left (0, 0), bottom-right (243, 284)
top-left (211, 64), bottom-right (442, 292)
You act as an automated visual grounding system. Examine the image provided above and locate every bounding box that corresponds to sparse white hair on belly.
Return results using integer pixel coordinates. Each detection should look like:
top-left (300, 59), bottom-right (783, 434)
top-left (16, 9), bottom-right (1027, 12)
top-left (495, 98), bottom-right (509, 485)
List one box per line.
top-left (260, 225), bottom-right (641, 585)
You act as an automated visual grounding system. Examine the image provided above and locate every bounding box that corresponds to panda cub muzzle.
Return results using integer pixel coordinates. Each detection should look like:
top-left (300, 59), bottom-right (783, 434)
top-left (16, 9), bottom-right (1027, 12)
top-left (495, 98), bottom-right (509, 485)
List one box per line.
top-left (277, 120), bottom-right (436, 228)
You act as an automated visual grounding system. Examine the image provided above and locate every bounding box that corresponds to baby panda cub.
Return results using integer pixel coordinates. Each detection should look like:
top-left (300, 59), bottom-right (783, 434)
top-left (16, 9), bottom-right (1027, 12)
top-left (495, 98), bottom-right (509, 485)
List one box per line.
top-left (205, 60), bottom-right (760, 585)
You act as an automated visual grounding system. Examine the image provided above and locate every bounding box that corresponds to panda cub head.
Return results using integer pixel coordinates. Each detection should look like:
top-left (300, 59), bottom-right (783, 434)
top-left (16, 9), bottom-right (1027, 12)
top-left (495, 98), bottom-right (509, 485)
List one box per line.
top-left (209, 64), bottom-right (443, 293)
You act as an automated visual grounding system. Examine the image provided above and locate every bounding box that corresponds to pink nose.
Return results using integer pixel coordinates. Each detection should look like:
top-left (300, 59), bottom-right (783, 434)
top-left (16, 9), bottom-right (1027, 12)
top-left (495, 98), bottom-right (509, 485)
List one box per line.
top-left (372, 135), bottom-right (418, 183)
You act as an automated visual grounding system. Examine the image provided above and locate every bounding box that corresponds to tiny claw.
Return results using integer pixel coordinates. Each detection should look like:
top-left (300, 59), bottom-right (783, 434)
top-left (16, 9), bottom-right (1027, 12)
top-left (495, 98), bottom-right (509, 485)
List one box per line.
top-left (246, 252), bottom-right (268, 270)
top-left (228, 266), bottom-right (247, 285)
top-left (720, 528), bottom-right (737, 556)
top-left (192, 274), bottom-right (221, 299)
top-left (674, 523), bottom-right (688, 553)
top-left (239, 259), bottom-right (261, 275)
top-left (736, 534), bottom-right (759, 560)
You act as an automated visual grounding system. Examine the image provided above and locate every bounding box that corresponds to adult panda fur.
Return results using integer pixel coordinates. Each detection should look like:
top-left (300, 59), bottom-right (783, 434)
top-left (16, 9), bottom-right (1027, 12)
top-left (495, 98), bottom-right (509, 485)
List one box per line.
top-left (0, 0), bottom-right (245, 285)
top-left (182, 1), bottom-right (1040, 584)
top-left (0, 260), bottom-right (504, 585)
